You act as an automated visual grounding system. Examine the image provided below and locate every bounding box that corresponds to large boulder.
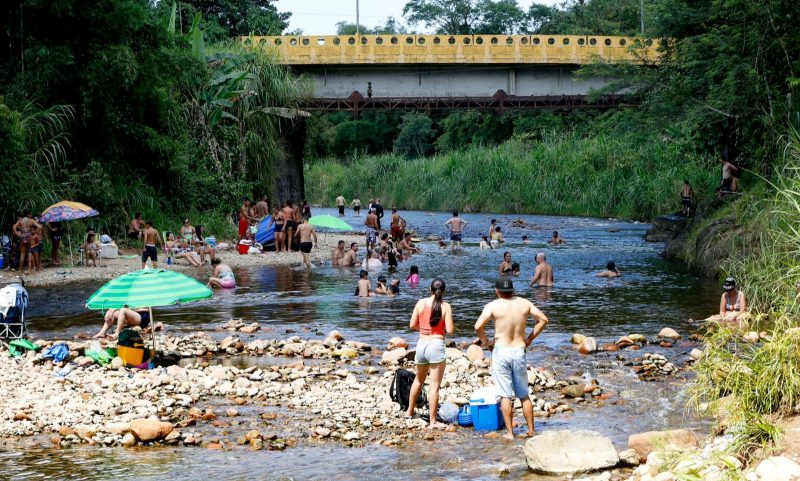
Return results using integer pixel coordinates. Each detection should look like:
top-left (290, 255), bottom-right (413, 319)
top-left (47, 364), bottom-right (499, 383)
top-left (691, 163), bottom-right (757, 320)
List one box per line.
top-left (657, 328), bottom-right (681, 340)
top-left (466, 344), bottom-right (484, 362)
top-left (524, 430), bottom-right (619, 475)
top-left (755, 456), bottom-right (800, 481)
top-left (130, 418), bottom-right (173, 443)
top-left (627, 429), bottom-right (699, 462)
top-left (381, 348), bottom-right (407, 364)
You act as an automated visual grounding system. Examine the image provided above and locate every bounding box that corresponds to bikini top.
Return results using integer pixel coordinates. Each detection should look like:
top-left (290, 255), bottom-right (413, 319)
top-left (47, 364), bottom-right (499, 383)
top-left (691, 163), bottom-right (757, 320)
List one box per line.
top-left (725, 291), bottom-right (742, 311)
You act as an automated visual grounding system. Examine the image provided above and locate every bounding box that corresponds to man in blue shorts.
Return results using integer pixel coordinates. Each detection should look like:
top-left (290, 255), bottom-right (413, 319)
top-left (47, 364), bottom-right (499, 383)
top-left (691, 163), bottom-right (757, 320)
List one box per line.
top-left (445, 211), bottom-right (467, 252)
top-left (474, 279), bottom-right (549, 439)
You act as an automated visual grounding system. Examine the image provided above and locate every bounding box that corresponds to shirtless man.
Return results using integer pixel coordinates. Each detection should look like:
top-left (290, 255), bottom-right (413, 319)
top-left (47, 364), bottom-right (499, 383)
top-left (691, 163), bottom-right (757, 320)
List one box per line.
top-left (281, 201), bottom-right (297, 251)
top-left (254, 196), bottom-right (270, 219)
top-left (365, 209), bottom-right (379, 251)
top-left (548, 231), bottom-right (566, 245)
top-left (355, 270), bottom-right (371, 297)
top-left (399, 232), bottom-right (420, 255)
top-left (331, 240), bottom-right (346, 266)
top-left (295, 218), bottom-right (318, 269)
top-left (351, 196), bottom-right (362, 216)
top-left (340, 243), bottom-right (359, 267)
top-left (127, 212), bottom-right (144, 241)
top-left (530, 253), bottom-right (554, 287)
top-left (336, 194), bottom-right (346, 217)
top-left (141, 220), bottom-right (163, 268)
top-left (719, 158), bottom-right (737, 196)
top-left (12, 212), bottom-right (38, 271)
top-left (445, 211), bottom-right (467, 252)
top-left (474, 279), bottom-right (549, 440)
top-left (390, 208), bottom-right (405, 241)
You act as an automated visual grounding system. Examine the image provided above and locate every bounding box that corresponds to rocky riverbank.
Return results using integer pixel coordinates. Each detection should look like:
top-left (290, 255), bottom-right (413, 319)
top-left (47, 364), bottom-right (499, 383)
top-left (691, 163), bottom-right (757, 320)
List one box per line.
top-left (0, 233), bottom-right (363, 288)
top-left (1, 327), bottom-right (625, 451)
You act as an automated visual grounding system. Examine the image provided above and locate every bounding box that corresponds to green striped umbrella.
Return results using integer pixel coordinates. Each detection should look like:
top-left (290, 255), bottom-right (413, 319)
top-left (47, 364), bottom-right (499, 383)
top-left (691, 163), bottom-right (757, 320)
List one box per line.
top-left (86, 269), bottom-right (212, 351)
top-left (86, 269), bottom-right (212, 309)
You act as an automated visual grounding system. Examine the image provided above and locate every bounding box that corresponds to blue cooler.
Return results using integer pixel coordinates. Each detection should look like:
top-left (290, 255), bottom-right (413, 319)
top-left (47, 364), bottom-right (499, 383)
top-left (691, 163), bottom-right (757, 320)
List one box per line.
top-left (470, 389), bottom-right (505, 431)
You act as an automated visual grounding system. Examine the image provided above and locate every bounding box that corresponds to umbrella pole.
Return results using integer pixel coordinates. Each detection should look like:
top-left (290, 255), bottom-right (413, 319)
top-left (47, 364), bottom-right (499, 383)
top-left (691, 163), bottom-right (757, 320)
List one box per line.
top-left (149, 306), bottom-right (156, 354)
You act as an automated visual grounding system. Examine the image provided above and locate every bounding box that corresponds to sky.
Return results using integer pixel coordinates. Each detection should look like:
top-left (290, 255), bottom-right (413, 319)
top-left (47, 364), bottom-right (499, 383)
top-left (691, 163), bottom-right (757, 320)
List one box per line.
top-left (275, 0), bottom-right (562, 35)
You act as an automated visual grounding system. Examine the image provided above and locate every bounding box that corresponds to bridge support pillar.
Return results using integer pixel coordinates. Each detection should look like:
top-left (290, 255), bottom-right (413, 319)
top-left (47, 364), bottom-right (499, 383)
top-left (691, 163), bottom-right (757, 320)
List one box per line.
top-left (270, 119), bottom-right (306, 205)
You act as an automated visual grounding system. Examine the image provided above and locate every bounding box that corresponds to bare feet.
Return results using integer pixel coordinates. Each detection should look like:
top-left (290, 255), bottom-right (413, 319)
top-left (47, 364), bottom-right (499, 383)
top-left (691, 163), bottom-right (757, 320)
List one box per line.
top-left (428, 422), bottom-right (447, 430)
top-left (502, 432), bottom-right (515, 440)
top-left (519, 430), bottom-right (535, 438)
top-left (91, 332), bottom-right (106, 339)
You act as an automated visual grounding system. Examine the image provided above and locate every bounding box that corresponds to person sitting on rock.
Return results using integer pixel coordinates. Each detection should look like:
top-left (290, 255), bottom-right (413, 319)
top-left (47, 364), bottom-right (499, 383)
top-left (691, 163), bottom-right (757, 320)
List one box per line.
top-left (718, 277), bottom-right (747, 322)
top-left (93, 307), bottom-right (151, 339)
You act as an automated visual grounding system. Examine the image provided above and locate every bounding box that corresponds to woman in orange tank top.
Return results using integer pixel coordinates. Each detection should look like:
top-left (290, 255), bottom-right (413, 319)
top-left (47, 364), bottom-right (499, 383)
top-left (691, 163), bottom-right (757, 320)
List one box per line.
top-left (406, 278), bottom-right (454, 429)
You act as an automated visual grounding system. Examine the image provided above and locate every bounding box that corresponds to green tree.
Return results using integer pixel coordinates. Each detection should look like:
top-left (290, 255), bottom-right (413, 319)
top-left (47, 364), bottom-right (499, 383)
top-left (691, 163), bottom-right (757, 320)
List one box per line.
top-left (403, 0), bottom-right (480, 34)
top-left (335, 17), bottom-right (408, 35)
top-left (175, 0), bottom-right (290, 41)
top-left (435, 111), bottom-right (513, 151)
top-left (475, 0), bottom-right (526, 34)
top-left (394, 112), bottom-right (436, 158)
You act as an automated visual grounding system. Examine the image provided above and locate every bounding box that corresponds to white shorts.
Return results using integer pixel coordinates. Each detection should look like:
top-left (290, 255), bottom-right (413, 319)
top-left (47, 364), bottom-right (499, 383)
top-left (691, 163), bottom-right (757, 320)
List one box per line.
top-left (414, 338), bottom-right (445, 365)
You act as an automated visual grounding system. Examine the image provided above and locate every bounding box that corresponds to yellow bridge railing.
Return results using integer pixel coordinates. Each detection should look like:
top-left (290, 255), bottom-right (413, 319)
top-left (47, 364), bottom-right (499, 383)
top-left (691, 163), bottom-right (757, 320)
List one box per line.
top-left (243, 34), bottom-right (661, 65)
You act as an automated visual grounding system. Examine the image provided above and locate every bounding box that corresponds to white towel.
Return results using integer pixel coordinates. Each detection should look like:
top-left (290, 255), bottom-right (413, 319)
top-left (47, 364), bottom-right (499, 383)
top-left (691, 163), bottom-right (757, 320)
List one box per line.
top-left (0, 286), bottom-right (17, 317)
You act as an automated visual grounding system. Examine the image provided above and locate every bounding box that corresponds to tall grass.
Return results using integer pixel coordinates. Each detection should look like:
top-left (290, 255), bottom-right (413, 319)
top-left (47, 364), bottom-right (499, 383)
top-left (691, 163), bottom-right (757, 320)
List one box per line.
top-left (305, 131), bottom-right (718, 220)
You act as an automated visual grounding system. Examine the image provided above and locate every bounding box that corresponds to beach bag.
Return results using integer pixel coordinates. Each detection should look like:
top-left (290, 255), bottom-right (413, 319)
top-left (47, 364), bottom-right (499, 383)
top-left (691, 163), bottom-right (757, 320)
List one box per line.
top-left (85, 348), bottom-right (115, 366)
top-left (42, 343), bottom-right (70, 363)
top-left (151, 352), bottom-right (181, 367)
top-left (389, 369), bottom-right (426, 411)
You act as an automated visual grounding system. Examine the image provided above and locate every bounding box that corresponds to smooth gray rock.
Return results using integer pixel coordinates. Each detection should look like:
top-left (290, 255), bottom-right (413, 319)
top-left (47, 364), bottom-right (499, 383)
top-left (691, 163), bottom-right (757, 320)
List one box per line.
top-left (524, 430), bottom-right (619, 475)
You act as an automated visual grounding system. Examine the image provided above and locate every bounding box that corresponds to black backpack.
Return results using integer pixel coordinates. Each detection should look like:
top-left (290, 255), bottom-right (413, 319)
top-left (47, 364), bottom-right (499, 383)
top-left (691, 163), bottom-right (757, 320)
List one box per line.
top-left (389, 369), bottom-right (426, 411)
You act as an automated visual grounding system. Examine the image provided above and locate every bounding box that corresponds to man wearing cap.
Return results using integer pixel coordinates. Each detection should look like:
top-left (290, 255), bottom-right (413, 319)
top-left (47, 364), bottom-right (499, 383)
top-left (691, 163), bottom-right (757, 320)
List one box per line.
top-left (474, 278), bottom-right (549, 440)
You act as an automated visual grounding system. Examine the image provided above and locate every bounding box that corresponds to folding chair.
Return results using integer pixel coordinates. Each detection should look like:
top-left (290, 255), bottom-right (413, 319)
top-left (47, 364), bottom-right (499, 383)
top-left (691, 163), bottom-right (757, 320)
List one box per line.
top-left (0, 284), bottom-right (29, 339)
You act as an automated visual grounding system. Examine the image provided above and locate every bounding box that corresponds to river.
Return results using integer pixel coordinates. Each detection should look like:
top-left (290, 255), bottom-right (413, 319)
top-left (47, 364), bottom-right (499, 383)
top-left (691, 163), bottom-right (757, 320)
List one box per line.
top-left (4, 209), bottom-right (718, 480)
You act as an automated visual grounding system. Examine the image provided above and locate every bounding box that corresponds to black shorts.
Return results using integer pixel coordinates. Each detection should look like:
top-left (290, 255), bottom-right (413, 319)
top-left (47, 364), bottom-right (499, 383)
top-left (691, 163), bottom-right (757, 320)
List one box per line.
top-left (139, 310), bottom-right (151, 329)
top-left (450, 233), bottom-right (462, 242)
top-left (681, 196), bottom-right (692, 208)
top-left (142, 245), bottom-right (158, 263)
top-left (127, 231), bottom-right (139, 240)
top-left (338, 206), bottom-right (345, 215)
top-left (300, 242), bottom-right (312, 253)
top-left (721, 178), bottom-right (733, 192)
top-left (354, 206), bottom-right (361, 213)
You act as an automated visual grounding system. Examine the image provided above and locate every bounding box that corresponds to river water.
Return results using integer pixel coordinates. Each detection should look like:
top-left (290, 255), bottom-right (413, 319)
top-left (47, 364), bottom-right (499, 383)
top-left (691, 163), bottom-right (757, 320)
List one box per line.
top-left (5, 209), bottom-right (719, 480)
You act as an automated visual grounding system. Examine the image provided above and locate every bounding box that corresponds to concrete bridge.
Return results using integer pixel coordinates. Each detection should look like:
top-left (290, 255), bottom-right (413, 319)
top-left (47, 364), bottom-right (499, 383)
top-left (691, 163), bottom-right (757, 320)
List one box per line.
top-left (245, 34), bottom-right (661, 115)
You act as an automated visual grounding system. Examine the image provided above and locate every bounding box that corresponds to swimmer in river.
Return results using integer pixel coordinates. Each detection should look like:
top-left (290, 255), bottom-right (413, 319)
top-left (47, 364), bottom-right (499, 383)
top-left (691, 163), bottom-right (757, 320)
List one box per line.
top-left (480, 235), bottom-right (493, 250)
top-left (355, 270), bottom-right (371, 297)
top-left (208, 258), bottom-right (236, 289)
top-left (491, 226), bottom-right (504, 247)
top-left (295, 218), bottom-right (318, 269)
top-left (511, 262), bottom-right (521, 277)
top-left (522, 235), bottom-right (530, 244)
top-left (499, 252), bottom-right (513, 275)
top-left (375, 275), bottom-right (389, 295)
top-left (529, 252), bottom-right (554, 287)
top-left (596, 260), bottom-right (621, 278)
top-left (548, 231), bottom-right (566, 245)
top-left (340, 243), bottom-right (360, 267)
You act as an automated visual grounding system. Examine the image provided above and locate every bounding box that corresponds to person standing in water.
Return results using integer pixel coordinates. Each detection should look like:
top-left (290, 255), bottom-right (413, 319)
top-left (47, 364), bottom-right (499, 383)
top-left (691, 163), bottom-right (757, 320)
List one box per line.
top-left (390, 207), bottom-right (406, 242)
top-left (548, 231), bottom-right (566, 245)
top-left (530, 253), bottom-right (554, 287)
top-left (474, 279), bottom-right (548, 439)
top-left (351, 196), bottom-right (362, 216)
top-left (365, 208), bottom-right (379, 251)
top-left (373, 198), bottom-right (385, 232)
top-left (208, 258), bottom-right (236, 288)
top-left (406, 278), bottom-right (454, 429)
top-left (295, 218), bottom-right (318, 269)
top-left (445, 211), bottom-right (467, 252)
top-left (336, 194), bottom-right (346, 217)
top-left (499, 251), bottom-right (513, 275)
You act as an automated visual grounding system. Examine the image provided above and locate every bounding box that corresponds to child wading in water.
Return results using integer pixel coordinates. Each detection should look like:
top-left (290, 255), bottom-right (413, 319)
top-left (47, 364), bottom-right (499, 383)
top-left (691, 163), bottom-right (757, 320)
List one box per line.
top-left (406, 265), bottom-right (420, 285)
top-left (355, 270), bottom-right (371, 297)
